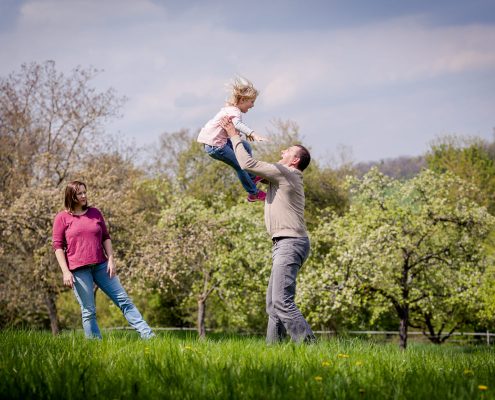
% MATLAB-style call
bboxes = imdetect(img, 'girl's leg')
[92,262,154,339]
[72,267,102,339]
[205,141,258,195]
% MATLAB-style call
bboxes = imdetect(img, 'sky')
[1,0,494,163]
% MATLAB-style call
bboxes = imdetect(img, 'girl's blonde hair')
[227,77,259,106]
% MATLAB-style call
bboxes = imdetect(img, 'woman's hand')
[107,257,116,278]
[103,239,116,278]
[62,271,74,288]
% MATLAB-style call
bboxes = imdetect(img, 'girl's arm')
[232,118,254,136]
[232,119,267,142]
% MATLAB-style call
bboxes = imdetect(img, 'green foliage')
[300,168,495,346]
[0,186,62,330]
[426,135,495,213]
[477,230,495,326]
[3,61,495,341]
[0,61,126,333]
[146,129,246,207]
[123,193,271,334]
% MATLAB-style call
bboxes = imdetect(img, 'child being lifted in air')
[197,77,267,202]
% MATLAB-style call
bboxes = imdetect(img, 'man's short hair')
[294,145,311,171]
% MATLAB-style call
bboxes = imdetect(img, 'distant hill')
[354,155,426,180]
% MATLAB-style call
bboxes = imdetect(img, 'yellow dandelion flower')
[144,346,150,355]
[184,345,193,350]
[314,376,323,382]
[322,361,331,367]
[478,385,488,391]
[337,353,350,358]
[355,361,363,366]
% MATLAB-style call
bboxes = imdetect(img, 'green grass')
[1,330,494,399]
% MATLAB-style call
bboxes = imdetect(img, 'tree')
[301,168,494,349]
[124,192,271,338]
[426,135,495,213]
[476,231,495,330]
[0,61,125,196]
[145,129,249,207]
[0,186,61,332]
[146,120,350,223]
[0,61,125,333]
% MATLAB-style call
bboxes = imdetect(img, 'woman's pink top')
[52,207,111,270]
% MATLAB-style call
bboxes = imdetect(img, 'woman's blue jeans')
[205,139,258,195]
[72,262,154,339]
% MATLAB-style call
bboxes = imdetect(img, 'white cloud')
[19,0,162,26]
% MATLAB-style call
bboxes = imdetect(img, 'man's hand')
[220,116,238,138]
[249,133,268,142]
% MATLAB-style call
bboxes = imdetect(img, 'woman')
[52,180,154,339]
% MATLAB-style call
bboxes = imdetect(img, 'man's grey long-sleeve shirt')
[231,135,308,239]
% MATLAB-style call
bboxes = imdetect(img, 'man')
[220,117,316,344]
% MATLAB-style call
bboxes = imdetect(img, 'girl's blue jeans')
[204,139,258,195]
[72,261,154,339]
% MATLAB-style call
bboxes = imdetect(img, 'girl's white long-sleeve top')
[197,105,254,147]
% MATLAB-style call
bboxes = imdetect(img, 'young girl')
[197,77,267,202]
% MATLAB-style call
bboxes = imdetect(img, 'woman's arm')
[98,209,115,278]
[103,239,116,278]
[53,214,74,288]
[54,248,74,288]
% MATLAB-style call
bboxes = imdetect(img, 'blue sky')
[1,0,494,163]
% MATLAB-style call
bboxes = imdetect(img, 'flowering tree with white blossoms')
[300,168,494,349]
[126,194,270,338]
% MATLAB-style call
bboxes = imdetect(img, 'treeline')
[1,61,494,348]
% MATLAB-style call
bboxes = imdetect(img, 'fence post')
[488,330,491,346]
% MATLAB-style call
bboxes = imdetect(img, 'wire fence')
[313,330,495,345]
[105,327,495,345]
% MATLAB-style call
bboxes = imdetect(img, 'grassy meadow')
[1,330,494,399]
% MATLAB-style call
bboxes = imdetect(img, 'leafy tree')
[425,136,495,332]
[0,186,61,332]
[300,168,494,349]
[426,135,495,213]
[0,61,125,333]
[476,231,495,330]
[147,120,349,222]
[146,129,247,207]
[0,61,125,196]
[124,192,271,337]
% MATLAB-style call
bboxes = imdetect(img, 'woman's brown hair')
[64,181,88,213]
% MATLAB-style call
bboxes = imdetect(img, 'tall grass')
[1,330,494,399]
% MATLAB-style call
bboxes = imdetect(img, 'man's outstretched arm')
[220,117,280,180]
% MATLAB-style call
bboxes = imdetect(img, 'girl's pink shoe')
[253,176,263,185]
[247,190,266,202]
